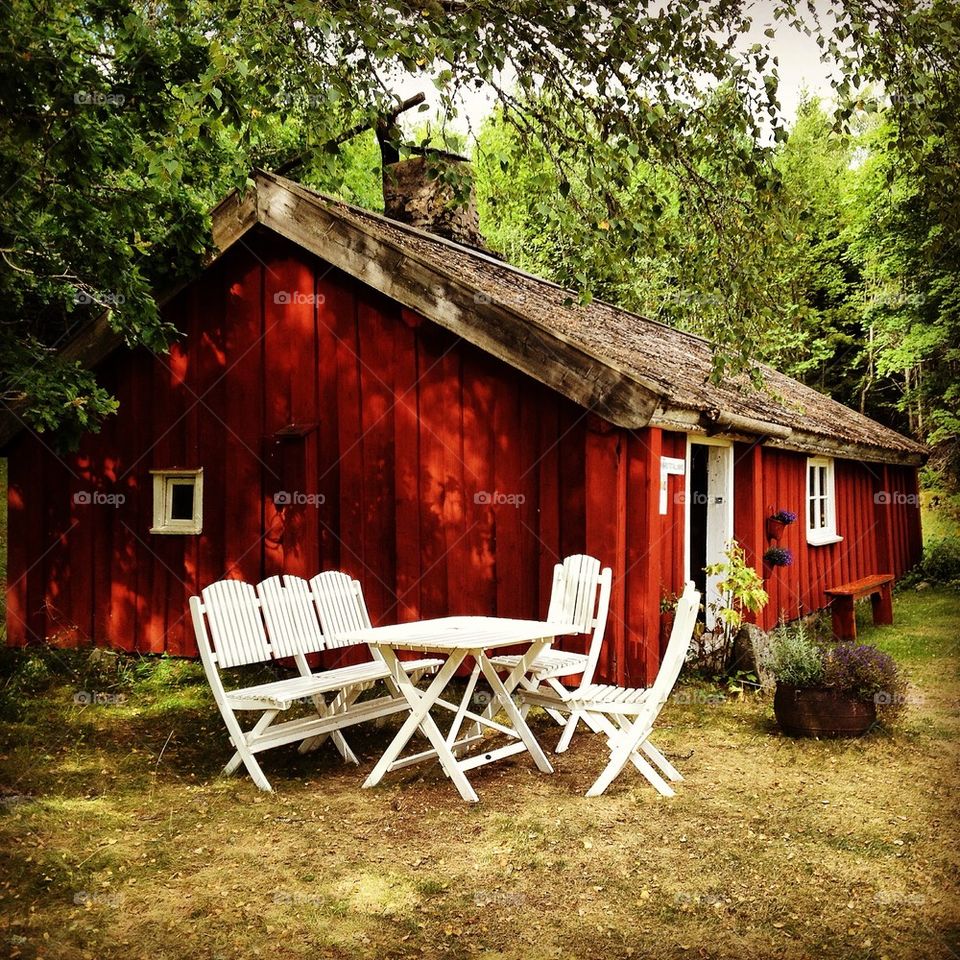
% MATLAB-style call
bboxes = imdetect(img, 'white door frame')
[683,436,735,627]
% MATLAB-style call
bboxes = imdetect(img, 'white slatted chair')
[530,581,700,798]
[190,578,363,791]
[490,555,612,752]
[191,577,441,791]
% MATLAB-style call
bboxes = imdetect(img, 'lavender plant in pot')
[768,622,908,737]
[763,545,793,568]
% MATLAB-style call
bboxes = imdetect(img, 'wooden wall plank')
[221,247,265,585]
[392,310,422,621]
[585,425,622,683]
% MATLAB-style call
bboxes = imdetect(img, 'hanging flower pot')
[766,509,797,542]
[763,546,793,568]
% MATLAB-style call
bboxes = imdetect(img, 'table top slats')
[339,616,579,652]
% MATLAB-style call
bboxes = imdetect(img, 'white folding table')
[337,616,579,802]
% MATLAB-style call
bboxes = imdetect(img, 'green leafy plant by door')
[704,539,769,672]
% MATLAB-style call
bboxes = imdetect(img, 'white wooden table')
[337,616,579,803]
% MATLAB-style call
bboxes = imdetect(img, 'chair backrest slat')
[309,572,372,649]
[200,579,272,668]
[283,576,326,655]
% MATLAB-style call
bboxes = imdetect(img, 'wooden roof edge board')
[210,186,259,256]
[652,407,926,466]
[764,431,927,467]
[254,175,664,428]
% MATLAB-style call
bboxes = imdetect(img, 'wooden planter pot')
[773,683,876,738]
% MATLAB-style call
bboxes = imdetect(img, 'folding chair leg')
[222,709,278,792]
[587,742,675,798]
[591,713,650,776]
[584,713,676,797]
[299,689,362,762]
[610,715,683,782]
[639,740,683,782]
[554,713,580,754]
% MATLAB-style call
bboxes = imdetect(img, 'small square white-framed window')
[805,457,842,545]
[150,469,203,534]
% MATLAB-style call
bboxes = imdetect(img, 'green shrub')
[902,536,960,587]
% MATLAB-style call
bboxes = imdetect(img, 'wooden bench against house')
[824,574,895,640]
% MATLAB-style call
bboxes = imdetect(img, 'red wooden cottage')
[2,168,926,685]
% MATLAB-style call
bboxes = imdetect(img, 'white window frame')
[805,457,842,545]
[150,469,203,535]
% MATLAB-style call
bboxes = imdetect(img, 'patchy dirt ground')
[1,589,958,960]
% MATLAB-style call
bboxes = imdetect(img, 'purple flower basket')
[763,546,793,567]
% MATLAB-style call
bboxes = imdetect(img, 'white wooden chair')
[524,580,700,797]
[490,554,612,752]
[190,577,440,791]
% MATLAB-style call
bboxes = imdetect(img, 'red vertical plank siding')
[315,270,346,575]
[440,347,469,624]
[517,396,543,620]
[535,402,561,612]
[262,255,301,577]
[416,325,453,620]
[392,313,422,621]
[105,352,144,652]
[491,369,523,620]
[185,264,229,650]
[357,295,398,623]
[625,429,660,686]
[6,442,29,645]
[132,350,168,654]
[584,424,623,684]
[40,445,75,645]
[221,250,265,584]
[462,351,498,617]
[154,317,194,655]
[558,421,587,561]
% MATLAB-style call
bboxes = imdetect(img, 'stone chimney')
[381,151,487,250]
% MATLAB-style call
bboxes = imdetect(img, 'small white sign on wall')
[659,456,686,515]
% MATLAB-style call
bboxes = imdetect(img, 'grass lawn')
[0,588,958,960]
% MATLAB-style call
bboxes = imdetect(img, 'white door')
[685,439,734,628]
